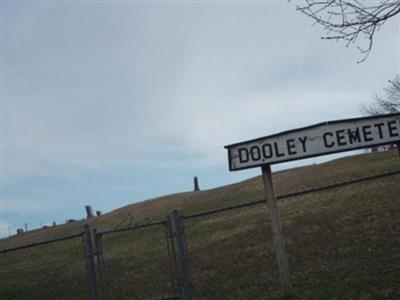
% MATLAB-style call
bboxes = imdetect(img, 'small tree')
[295,0,400,62]
[360,75,400,152]
[360,75,400,115]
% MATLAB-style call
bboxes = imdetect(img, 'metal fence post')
[172,210,193,300]
[164,217,179,296]
[94,230,107,300]
[83,224,98,300]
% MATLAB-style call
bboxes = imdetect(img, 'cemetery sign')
[224,113,400,294]
[225,113,400,171]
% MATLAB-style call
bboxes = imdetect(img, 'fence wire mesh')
[98,223,177,300]
[0,235,90,300]
[280,174,400,299]
[183,203,281,300]
[0,169,398,300]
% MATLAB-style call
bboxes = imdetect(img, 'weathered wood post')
[172,210,193,300]
[261,165,292,294]
[397,142,400,157]
[83,224,98,300]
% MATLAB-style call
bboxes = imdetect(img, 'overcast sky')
[1,1,399,237]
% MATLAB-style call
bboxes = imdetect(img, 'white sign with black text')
[225,113,400,171]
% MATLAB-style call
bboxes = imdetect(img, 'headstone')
[85,205,94,219]
[194,176,200,191]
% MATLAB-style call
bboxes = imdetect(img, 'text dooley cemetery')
[225,113,400,171]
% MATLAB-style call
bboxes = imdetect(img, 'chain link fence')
[183,203,280,299]
[0,233,90,300]
[1,169,399,300]
[95,221,178,300]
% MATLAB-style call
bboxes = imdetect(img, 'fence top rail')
[139,297,180,300]
[0,232,84,254]
[183,198,266,220]
[278,168,400,200]
[97,219,167,236]
[183,168,400,220]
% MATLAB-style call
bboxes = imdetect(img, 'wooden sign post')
[262,164,292,293]
[397,142,400,157]
[224,113,400,294]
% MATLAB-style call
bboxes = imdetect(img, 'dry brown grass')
[1,150,399,299]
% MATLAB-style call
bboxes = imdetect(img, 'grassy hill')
[1,150,399,299]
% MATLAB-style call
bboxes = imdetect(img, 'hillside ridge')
[1,150,399,299]
[2,150,399,249]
